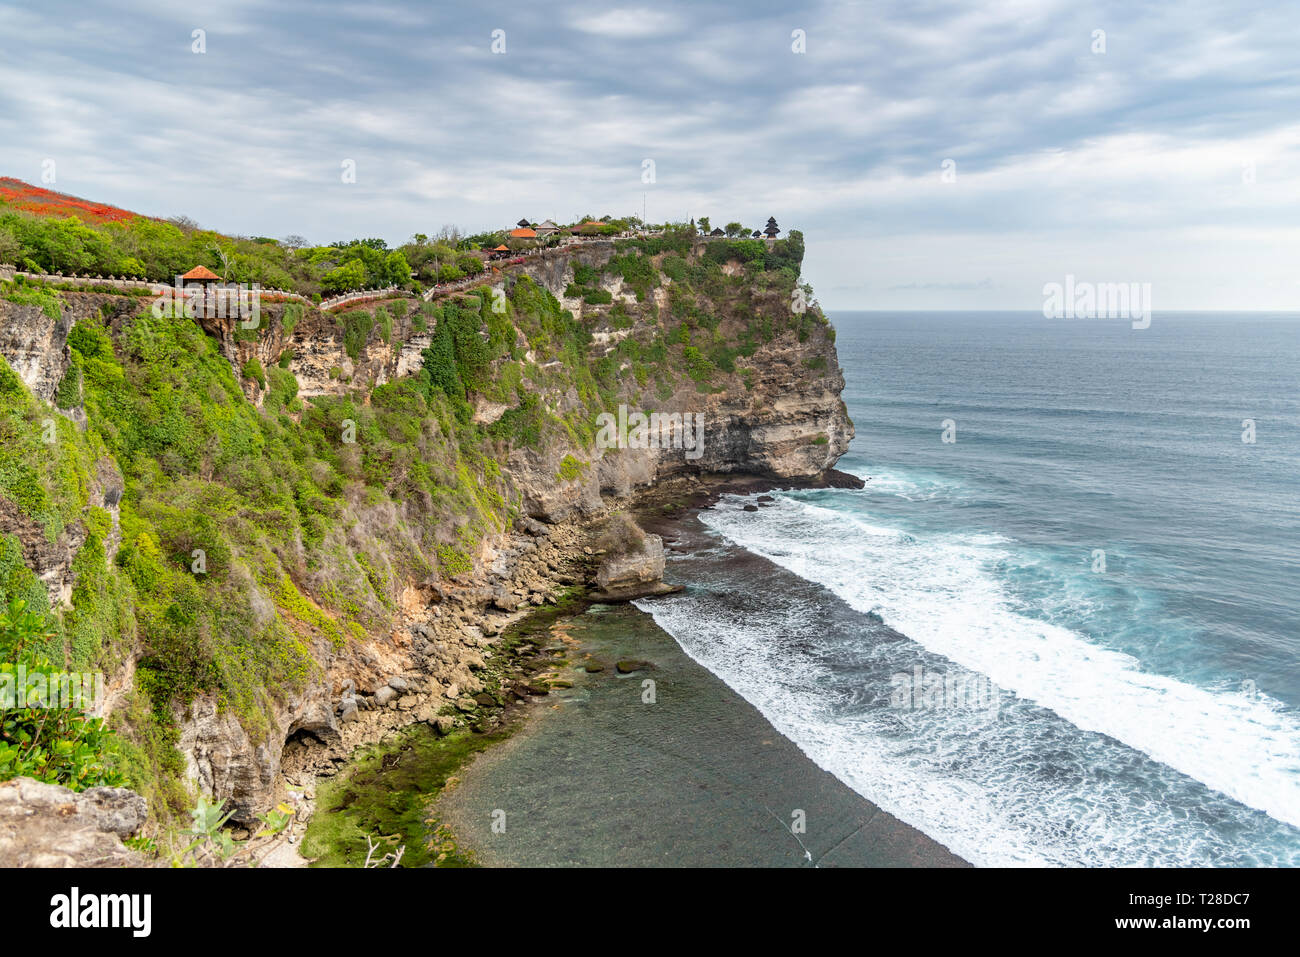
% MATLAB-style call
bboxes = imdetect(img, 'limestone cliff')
[0,232,855,828]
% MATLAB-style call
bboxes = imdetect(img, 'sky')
[1,0,1298,311]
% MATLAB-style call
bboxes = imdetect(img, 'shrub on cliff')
[594,512,648,559]
[3,282,62,320]
[339,309,375,359]
[0,599,124,792]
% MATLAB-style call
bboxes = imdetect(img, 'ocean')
[637,311,1300,866]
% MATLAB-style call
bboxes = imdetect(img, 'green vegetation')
[302,723,500,867]
[0,207,831,829]
[338,309,375,360]
[3,281,62,320]
[241,357,266,389]
[557,454,587,482]
[0,197,415,297]
[54,361,82,408]
[0,599,123,791]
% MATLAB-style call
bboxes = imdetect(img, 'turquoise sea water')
[638,311,1300,866]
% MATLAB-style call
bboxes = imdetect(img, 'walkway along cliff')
[0,228,854,842]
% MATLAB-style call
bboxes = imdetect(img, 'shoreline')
[298,470,967,867]
[435,596,967,867]
[295,595,594,866]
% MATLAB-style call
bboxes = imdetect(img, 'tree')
[697,216,711,235]
[456,254,484,275]
[332,237,388,251]
[384,250,412,286]
[322,259,367,294]
[0,227,20,264]
[433,225,462,245]
[282,234,308,250]
[209,243,234,281]
[725,222,744,237]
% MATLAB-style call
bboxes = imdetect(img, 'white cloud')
[1,0,1297,308]
[570,8,684,39]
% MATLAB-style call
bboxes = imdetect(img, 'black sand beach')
[436,599,968,867]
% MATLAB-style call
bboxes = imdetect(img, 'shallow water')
[436,601,964,866]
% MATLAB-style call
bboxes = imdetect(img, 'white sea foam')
[640,486,1300,865]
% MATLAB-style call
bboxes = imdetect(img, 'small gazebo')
[181,264,221,288]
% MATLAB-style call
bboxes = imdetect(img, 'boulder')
[518,515,551,537]
[0,777,148,867]
[590,517,681,601]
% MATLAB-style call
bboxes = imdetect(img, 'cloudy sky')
[1,0,1297,310]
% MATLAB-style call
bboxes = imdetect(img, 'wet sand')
[436,600,968,867]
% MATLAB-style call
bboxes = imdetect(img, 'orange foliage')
[0,177,142,223]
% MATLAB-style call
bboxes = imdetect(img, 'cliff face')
[476,239,852,520]
[0,301,71,403]
[184,238,852,524]
[0,233,854,824]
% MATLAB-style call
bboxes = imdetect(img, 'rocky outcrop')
[0,777,147,867]
[504,333,851,523]
[177,684,340,826]
[0,302,73,403]
[0,495,85,610]
[592,531,679,601]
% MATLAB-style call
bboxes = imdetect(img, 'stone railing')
[11,271,154,291]
[2,269,314,303]
[421,273,495,302]
[320,285,413,311]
